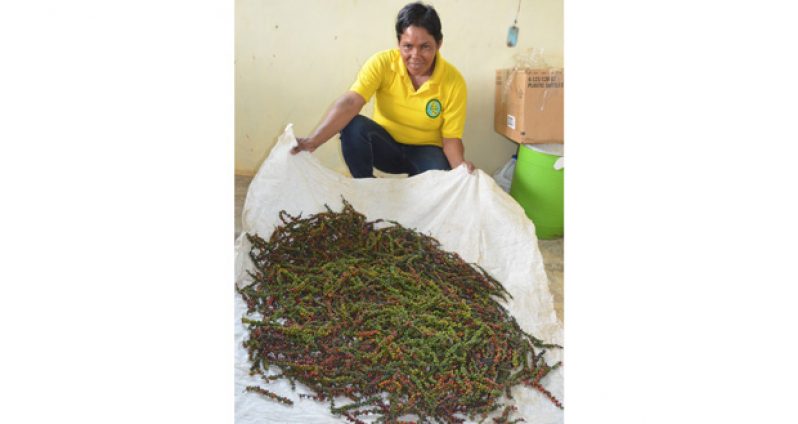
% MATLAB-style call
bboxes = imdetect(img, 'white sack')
[234,124,563,423]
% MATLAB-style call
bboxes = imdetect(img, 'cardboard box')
[494,69,564,144]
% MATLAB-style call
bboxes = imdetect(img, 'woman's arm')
[291,91,366,154]
[442,138,475,173]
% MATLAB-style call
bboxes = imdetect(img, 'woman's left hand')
[462,160,475,173]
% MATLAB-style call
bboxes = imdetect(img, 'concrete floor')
[235,174,563,322]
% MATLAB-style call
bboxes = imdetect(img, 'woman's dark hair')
[395,2,443,44]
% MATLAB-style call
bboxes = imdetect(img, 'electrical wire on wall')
[507,0,521,47]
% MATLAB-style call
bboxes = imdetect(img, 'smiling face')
[398,25,441,78]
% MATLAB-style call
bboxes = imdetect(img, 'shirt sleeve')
[349,51,386,103]
[441,74,467,139]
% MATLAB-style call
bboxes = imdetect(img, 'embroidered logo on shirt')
[425,99,442,118]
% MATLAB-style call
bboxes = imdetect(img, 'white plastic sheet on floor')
[234,124,563,423]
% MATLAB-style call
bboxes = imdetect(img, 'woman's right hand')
[291,92,365,156]
[290,137,323,155]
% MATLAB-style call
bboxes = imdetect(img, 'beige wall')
[235,0,562,176]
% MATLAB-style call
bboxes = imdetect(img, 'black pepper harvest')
[239,200,562,423]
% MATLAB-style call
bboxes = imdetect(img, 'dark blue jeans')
[340,115,451,178]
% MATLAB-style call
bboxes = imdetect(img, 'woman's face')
[398,25,440,78]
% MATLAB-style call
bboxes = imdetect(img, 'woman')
[290,2,474,177]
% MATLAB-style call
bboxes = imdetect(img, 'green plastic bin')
[509,144,564,239]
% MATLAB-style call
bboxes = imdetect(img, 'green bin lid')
[522,143,563,157]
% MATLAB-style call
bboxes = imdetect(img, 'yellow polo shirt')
[349,49,467,147]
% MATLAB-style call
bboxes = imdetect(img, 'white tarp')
[234,124,564,423]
